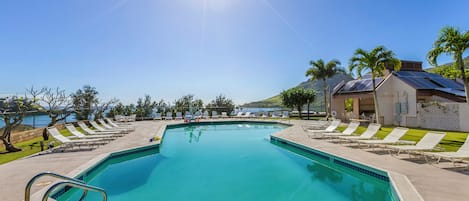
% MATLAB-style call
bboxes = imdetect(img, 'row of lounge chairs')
[306,120,469,167]
[46,118,135,152]
[115,115,137,122]
[153,111,289,120]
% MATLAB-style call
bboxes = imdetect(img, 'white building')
[331,61,466,128]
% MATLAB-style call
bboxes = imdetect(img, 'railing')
[25,171,107,201]
[41,181,107,201]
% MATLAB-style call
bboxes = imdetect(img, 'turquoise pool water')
[57,122,397,201]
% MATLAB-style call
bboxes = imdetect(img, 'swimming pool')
[56,122,398,201]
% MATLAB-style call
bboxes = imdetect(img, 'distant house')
[331,60,466,126]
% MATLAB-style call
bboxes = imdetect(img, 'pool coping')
[31,119,423,201]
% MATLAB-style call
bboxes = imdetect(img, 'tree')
[306,59,344,119]
[93,98,119,120]
[174,95,204,113]
[37,87,74,127]
[0,96,36,152]
[135,95,157,120]
[72,85,99,120]
[206,94,235,114]
[304,90,316,120]
[427,26,469,103]
[349,46,401,124]
[281,87,315,119]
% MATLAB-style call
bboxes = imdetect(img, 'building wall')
[417,102,469,132]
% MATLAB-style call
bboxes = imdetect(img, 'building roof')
[333,70,465,100]
[333,77,384,95]
[394,71,465,97]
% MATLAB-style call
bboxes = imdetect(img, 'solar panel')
[395,71,442,78]
[399,77,440,89]
[430,78,464,90]
[435,88,466,97]
[339,78,383,93]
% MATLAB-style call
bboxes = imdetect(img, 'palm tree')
[305,59,343,119]
[349,46,401,124]
[427,26,469,103]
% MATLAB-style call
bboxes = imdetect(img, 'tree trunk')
[297,106,302,119]
[372,76,380,124]
[48,116,57,127]
[457,53,469,104]
[1,127,21,152]
[307,102,310,120]
[323,79,328,120]
[42,128,49,141]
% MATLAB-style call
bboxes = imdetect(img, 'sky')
[1,0,468,105]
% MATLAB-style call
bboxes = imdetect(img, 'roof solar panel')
[395,71,442,78]
[430,78,464,90]
[399,77,441,89]
[339,78,383,93]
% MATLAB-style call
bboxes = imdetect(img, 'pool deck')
[0,119,468,201]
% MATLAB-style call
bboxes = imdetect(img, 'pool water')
[57,122,397,201]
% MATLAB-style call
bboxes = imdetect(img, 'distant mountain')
[242,73,354,111]
[425,56,469,72]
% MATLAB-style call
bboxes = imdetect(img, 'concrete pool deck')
[0,119,468,201]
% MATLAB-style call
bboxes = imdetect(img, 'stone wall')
[417,102,469,132]
[0,124,66,149]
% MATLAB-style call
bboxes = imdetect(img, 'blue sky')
[1,0,468,105]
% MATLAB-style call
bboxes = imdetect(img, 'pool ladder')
[25,171,107,201]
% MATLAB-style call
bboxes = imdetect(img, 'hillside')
[242,73,354,111]
[425,56,469,74]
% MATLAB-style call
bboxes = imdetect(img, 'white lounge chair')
[90,121,127,134]
[338,123,381,141]
[221,112,228,118]
[235,112,243,118]
[129,114,136,122]
[271,112,279,118]
[98,119,135,132]
[242,112,252,118]
[77,121,123,135]
[163,112,173,120]
[97,119,128,131]
[105,117,132,126]
[194,111,202,119]
[211,111,220,119]
[307,119,341,133]
[202,111,210,119]
[175,112,183,120]
[261,112,268,118]
[356,127,414,147]
[65,124,116,141]
[424,135,469,165]
[281,111,289,118]
[318,121,360,138]
[154,113,162,120]
[184,111,192,121]
[387,132,446,155]
[47,127,106,151]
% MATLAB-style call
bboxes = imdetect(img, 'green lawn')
[337,126,468,152]
[0,127,82,165]
[0,136,59,165]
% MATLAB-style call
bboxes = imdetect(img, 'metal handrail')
[41,181,107,201]
[25,171,85,201]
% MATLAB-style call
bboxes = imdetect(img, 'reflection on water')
[307,163,343,183]
[272,140,394,201]
[183,126,204,143]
